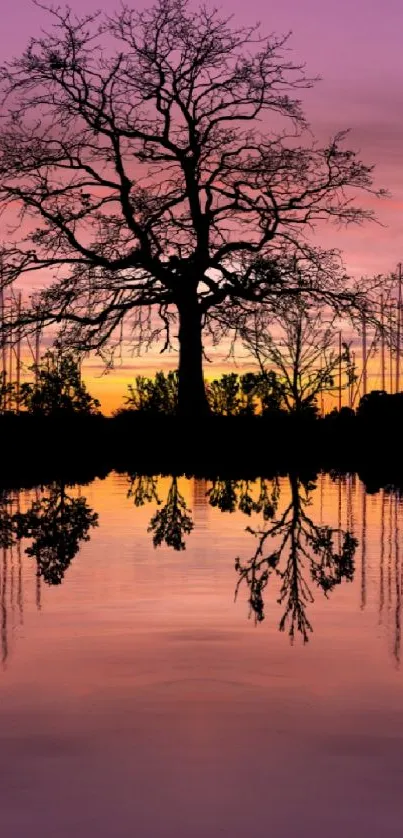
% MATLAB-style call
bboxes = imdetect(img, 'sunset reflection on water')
[0,472,403,838]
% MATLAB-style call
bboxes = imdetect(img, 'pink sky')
[1,0,402,409]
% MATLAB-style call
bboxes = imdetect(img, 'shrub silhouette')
[124,370,178,415]
[21,350,100,416]
[122,370,285,416]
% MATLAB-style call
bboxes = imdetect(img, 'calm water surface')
[1,472,403,837]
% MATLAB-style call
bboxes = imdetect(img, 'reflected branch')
[148,477,193,550]
[128,475,161,507]
[235,474,357,641]
[128,473,194,550]
[208,477,279,519]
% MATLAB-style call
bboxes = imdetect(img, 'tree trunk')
[177,294,210,418]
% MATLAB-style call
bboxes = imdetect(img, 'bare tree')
[242,296,356,413]
[0,0,383,416]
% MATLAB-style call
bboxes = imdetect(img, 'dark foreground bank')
[0,408,402,492]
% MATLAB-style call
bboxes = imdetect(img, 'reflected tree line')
[1,474,403,662]
[0,484,98,586]
[128,472,357,642]
[234,476,356,641]
[128,475,193,550]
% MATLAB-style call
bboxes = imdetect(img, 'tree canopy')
[241,296,356,413]
[0,0,385,415]
[20,349,100,415]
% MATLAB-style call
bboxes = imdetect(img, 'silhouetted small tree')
[208,373,243,416]
[125,370,178,414]
[20,349,100,415]
[357,390,403,423]
[242,296,356,414]
[244,370,285,415]
[207,371,282,416]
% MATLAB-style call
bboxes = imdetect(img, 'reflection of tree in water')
[128,474,278,549]
[0,491,14,549]
[127,471,357,641]
[234,475,357,641]
[207,478,279,519]
[0,484,98,665]
[128,474,193,550]
[13,483,98,585]
[0,491,14,664]
[128,475,161,508]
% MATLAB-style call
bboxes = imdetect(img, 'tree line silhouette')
[0,348,100,416]
[2,346,402,423]
[118,369,403,422]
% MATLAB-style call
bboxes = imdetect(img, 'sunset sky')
[1,0,402,412]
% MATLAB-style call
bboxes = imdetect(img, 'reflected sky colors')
[0,473,403,836]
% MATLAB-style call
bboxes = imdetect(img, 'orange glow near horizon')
[84,339,399,415]
[12,341,400,415]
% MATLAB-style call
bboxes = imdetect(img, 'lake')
[0,471,402,837]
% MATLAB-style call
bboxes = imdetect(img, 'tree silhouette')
[121,369,284,416]
[0,372,15,415]
[206,372,283,416]
[124,371,178,414]
[13,482,98,584]
[20,349,100,415]
[207,374,242,417]
[241,290,356,413]
[0,0,383,417]
[234,474,356,640]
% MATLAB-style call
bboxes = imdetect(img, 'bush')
[124,370,179,414]
[123,370,286,416]
[20,350,100,416]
